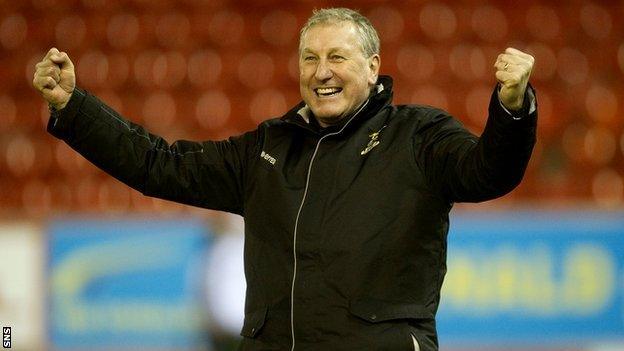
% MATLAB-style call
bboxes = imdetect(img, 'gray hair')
[299,8,380,57]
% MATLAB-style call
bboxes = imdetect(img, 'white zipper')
[289,100,369,351]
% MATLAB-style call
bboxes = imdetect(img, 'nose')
[314,59,333,81]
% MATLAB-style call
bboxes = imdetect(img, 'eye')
[303,56,317,62]
[330,55,345,62]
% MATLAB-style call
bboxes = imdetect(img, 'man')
[33,8,536,351]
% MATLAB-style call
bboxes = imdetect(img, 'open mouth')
[315,87,343,97]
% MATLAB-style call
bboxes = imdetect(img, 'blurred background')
[1,0,623,350]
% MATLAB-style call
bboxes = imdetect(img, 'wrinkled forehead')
[299,21,362,53]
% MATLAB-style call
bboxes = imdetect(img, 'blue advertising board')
[48,218,211,349]
[438,210,624,347]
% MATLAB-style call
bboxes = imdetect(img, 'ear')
[368,54,380,85]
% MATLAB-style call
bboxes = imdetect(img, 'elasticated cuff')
[46,87,87,140]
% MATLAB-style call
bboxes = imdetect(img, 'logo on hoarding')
[48,219,211,348]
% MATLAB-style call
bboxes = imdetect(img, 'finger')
[43,47,60,61]
[498,53,527,65]
[41,76,57,90]
[37,64,60,76]
[494,54,524,73]
[505,47,525,55]
[35,65,59,82]
[33,75,57,90]
[35,59,55,70]
[495,70,520,86]
[49,66,61,82]
[496,57,533,77]
[497,62,531,76]
[505,47,533,58]
[505,47,534,61]
[494,60,513,71]
[494,54,502,67]
[494,57,525,74]
[50,51,74,70]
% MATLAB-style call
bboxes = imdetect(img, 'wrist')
[55,101,69,110]
[49,101,68,112]
[50,96,71,111]
[501,97,523,111]
[497,86,524,111]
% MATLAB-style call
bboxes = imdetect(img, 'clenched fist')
[32,48,75,110]
[494,48,534,111]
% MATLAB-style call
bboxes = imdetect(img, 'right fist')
[32,48,75,110]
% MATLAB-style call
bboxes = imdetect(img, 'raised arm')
[33,48,253,214]
[416,47,537,202]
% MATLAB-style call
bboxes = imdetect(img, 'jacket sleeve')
[414,85,537,203]
[47,87,255,215]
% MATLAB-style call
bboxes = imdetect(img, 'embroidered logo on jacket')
[361,125,387,155]
[260,151,277,165]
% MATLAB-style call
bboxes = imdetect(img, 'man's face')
[299,22,380,126]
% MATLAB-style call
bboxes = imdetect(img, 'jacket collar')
[281,75,394,135]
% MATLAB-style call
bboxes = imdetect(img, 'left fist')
[495,48,534,111]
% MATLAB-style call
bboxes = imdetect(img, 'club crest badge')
[361,125,386,155]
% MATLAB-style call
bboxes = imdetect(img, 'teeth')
[316,87,341,95]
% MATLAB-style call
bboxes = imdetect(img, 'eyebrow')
[301,47,345,54]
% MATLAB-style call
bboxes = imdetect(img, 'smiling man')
[298,18,380,126]
[33,7,537,351]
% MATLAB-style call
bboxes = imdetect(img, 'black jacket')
[48,76,537,351]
